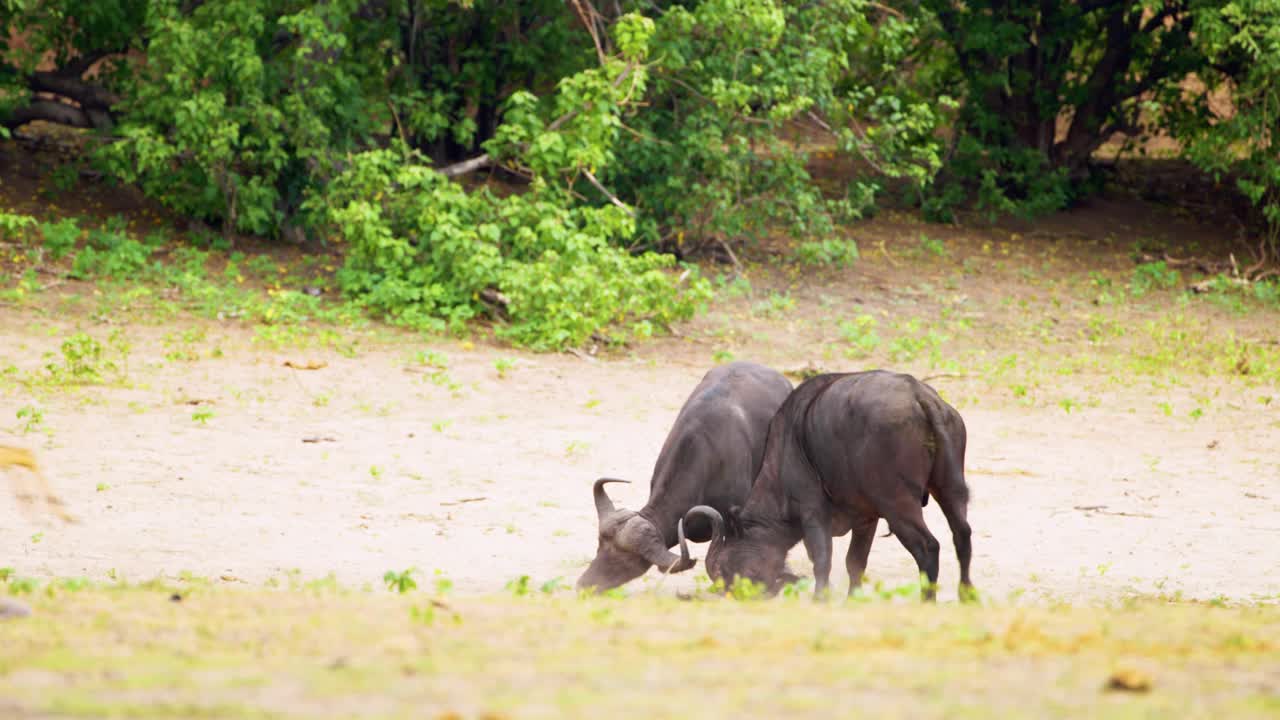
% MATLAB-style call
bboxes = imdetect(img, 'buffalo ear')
[725,505,744,537]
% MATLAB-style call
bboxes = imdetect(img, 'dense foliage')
[3,0,1279,345]
[1175,0,1280,250]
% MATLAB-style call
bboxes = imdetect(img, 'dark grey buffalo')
[682,370,973,601]
[576,362,793,592]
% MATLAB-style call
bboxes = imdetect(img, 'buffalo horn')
[684,505,724,542]
[677,517,692,568]
[593,478,630,520]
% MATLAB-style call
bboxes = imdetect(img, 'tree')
[0,0,143,133]
[922,0,1208,218]
[1174,0,1280,261]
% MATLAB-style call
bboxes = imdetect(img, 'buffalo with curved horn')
[682,370,973,601]
[576,362,793,592]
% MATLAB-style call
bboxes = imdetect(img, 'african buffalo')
[576,362,793,592]
[681,370,973,601]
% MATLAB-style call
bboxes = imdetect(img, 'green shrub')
[39,219,81,260]
[1130,261,1180,297]
[0,211,36,240]
[796,239,859,267]
[314,148,710,350]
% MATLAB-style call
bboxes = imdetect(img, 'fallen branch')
[439,154,494,178]
[717,238,743,274]
[3,100,94,130]
[434,65,635,180]
[581,168,635,217]
[566,347,598,363]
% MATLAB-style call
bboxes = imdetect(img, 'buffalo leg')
[934,488,975,602]
[885,506,941,602]
[801,519,833,600]
[845,517,879,597]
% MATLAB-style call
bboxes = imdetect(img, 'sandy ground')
[2,320,1278,605]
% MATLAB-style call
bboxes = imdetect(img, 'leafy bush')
[796,238,859,267]
[0,211,36,240]
[39,219,82,261]
[1174,0,1280,251]
[606,0,943,251]
[314,147,710,349]
[1130,261,1180,297]
[70,220,155,280]
[99,0,393,236]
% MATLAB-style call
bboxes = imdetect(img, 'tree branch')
[568,0,608,66]
[659,73,770,125]
[581,168,635,216]
[3,100,94,130]
[60,49,115,79]
[29,72,119,111]
[436,64,636,179]
[439,154,494,177]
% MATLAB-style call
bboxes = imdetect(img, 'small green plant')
[383,568,418,594]
[1059,398,1078,413]
[1130,261,1180,297]
[162,328,207,363]
[7,576,38,595]
[15,405,44,434]
[369,465,383,479]
[494,357,516,378]
[540,577,565,594]
[47,163,80,194]
[564,440,589,457]
[505,575,531,597]
[96,483,109,492]
[753,292,796,318]
[712,348,735,363]
[409,603,437,625]
[780,578,814,599]
[70,222,155,281]
[796,238,859,267]
[0,211,37,240]
[433,570,453,596]
[888,319,947,364]
[313,393,331,408]
[191,408,214,425]
[43,332,115,385]
[719,274,753,298]
[30,532,43,545]
[838,314,881,358]
[415,350,448,369]
[0,567,13,582]
[727,575,769,601]
[919,234,948,258]
[58,577,91,593]
[431,420,452,433]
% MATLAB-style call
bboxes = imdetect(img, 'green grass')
[1,216,367,356]
[0,586,1276,719]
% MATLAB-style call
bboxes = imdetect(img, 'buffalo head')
[576,478,695,592]
[682,505,798,595]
